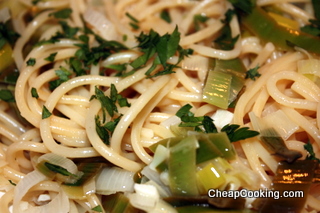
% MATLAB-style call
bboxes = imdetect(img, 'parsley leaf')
[126,12,140,30]
[221,124,259,142]
[91,205,103,212]
[31,87,39,99]
[160,10,172,23]
[214,9,239,50]
[42,106,52,119]
[0,89,15,102]
[45,52,57,62]
[49,67,72,90]
[131,26,191,78]
[193,14,209,31]
[176,104,218,133]
[176,104,259,141]
[227,0,254,14]
[0,22,20,48]
[44,162,77,177]
[304,141,320,162]
[245,65,261,80]
[26,58,36,66]
[49,8,73,19]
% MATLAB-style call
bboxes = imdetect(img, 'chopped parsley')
[0,89,15,102]
[193,14,209,31]
[49,8,73,19]
[176,104,217,133]
[245,65,261,80]
[91,85,130,145]
[45,52,57,62]
[131,26,192,78]
[44,162,77,177]
[300,0,320,37]
[26,58,36,66]
[0,22,20,49]
[8,180,16,186]
[31,87,39,99]
[214,9,239,50]
[91,205,103,212]
[221,124,259,142]
[304,141,320,162]
[125,12,140,30]
[49,67,72,90]
[227,0,254,14]
[42,106,52,119]
[160,10,171,23]
[176,104,259,142]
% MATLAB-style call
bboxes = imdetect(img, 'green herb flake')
[8,180,16,186]
[304,141,320,162]
[193,14,209,31]
[131,26,191,78]
[50,8,73,19]
[44,162,77,177]
[214,9,239,50]
[245,65,261,80]
[160,10,171,23]
[45,52,57,62]
[176,104,218,133]
[227,0,254,14]
[0,89,15,102]
[42,106,52,119]
[49,67,72,90]
[0,23,20,47]
[26,58,36,66]
[91,205,103,212]
[31,87,39,99]
[221,124,259,142]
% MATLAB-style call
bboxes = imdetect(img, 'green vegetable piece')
[168,135,199,196]
[91,205,103,212]
[65,162,104,186]
[102,193,139,213]
[42,106,52,119]
[50,8,73,19]
[26,58,36,66]
[206,132,236,159]
[44,162,77,177]
[0,42,14,72]
[221,124,259,143]
[259,160,318,212]
[31,87,39,99]
[203,58,247,109]
[0,89,15,102]
[260,128,302,163]
[240,6,320,54]
[304,141,320,162]
[203,70,232,109]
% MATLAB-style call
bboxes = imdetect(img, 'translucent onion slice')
[22,190,69,213]
[95,167,135,195]
[83,8,117,41]
[37,153,83,184]
[12,170,48,213]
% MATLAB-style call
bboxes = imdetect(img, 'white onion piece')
[95,167,135,195]
[128,184,177,213]
[12,170,48,213]
[22,190,69,213]
[83,8,118,41]
[37,153,83,184]
[180,55,209,72]
[262,109,299,140]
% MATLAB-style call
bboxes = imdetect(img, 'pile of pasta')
[0,0,320,212]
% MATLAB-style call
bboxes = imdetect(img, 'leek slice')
[203,70,232,109]
[0,42,14,73]
[102,193,139,213]
[168,135,199,196]
[259,160,318,212]
[197,162,226,190]
[203,58,246,109]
